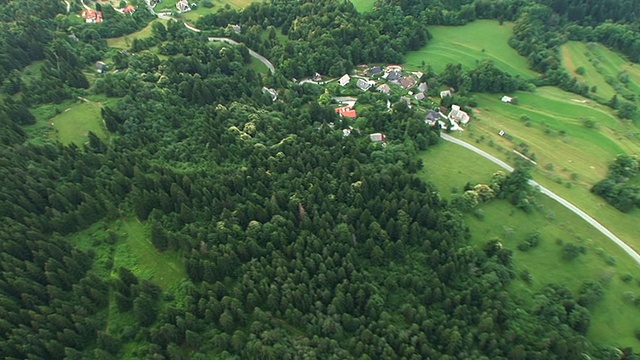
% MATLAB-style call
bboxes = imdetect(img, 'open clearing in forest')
[418,141,640,347]
[404,20,538,79]
[349,0,375,12]
[68,218,186,291]
[561,41,617,101]
[115,219,186,290]
[40,100,107,145]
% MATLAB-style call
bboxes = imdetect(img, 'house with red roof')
[335,106,357,119]
[81,9,103,23]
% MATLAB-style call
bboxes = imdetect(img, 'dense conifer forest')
[2,0,640,358]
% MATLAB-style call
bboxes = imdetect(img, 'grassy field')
[49,100,107,145]
[26,100,108,146]
[115,219,186,290]
[404,20,538,79]
[69,217,187,290]
[349,0,375,12]
[452,85,640,253]
[418,141,640,347]
[107,20,160,49]
[468,87,640,185]
[587,42,640,96]
[561,41,617,101]
[171,0,258,21]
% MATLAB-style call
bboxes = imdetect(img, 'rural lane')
[144,4,275,74]
[207,37,275,74]
[440,133,640,266]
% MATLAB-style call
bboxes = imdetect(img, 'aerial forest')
[1,0,640,359]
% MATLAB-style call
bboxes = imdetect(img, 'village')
[300,64,516,144]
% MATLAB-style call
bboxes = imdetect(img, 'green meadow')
[454,85,640,255]
[561,41,617,100]
[468,87,640,185]
[586,42,640,95]
[419,141,640,347]
[68,217,186,291]
[107,20,160,49]
[173,0,259,22]
[349,0,375,12]
[404,20,538,79]
[27,100,108,146]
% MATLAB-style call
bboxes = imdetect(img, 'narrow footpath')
[440,133,640,266]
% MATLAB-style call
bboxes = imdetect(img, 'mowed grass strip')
[349,0,375,12]
[419,141,640,347]
[404,20,538,79]
[561,41,617,100]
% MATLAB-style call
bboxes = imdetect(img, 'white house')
[338,74,351,86]
[501,95,513,103]
[356,78,374,91]
[448,104,470,125]
[370,133,387,142]
[176,0,190,12]
[377,84,391,94]
[440,89,452,98]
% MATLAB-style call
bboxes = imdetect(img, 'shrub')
[473,208,485,220]
[517,242,530,252]
[520,270,533,283]
[202,0,214,7]
[562,243,583,261]
[621,273,633,283]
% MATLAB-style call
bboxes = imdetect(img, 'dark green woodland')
[1,0,640,359]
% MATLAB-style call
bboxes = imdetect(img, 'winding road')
[440,133,640,266]
[145,3,275,73]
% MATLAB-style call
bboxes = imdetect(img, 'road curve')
[440,133,640,266]
[144,4,275,74]
[208,37,275,74]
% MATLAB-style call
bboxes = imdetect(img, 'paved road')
[208,37,275,74]
[144,4,275,74]
[440,133,640,266]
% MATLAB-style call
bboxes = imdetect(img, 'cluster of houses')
[334,65,473,135]
[338,66,429,101]
[81,9,103,23]
[81,3,136,23]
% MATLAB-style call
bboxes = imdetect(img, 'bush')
[520,270,533,283]
[621,273,633,283]
[202,0,214,7]
[562,243,583,261]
